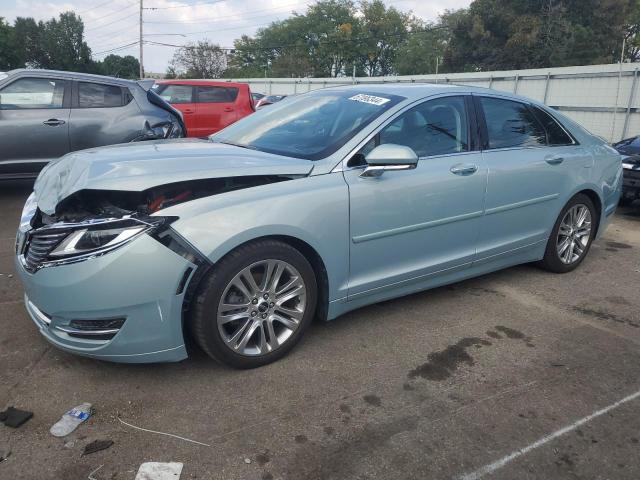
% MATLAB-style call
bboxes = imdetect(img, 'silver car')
[15,84,622,368]
[0,69,184,179]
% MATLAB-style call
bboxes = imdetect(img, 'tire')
[539,193,598,273]
[190,239,317,369]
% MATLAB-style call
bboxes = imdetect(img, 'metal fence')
[230,62,640,142]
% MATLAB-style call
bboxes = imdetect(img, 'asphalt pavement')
[1,180,639,480]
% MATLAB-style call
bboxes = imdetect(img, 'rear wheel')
[191,239,317,368]
[539,194,597,273]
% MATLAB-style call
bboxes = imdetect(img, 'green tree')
[40,12,93,71]
[12,17,45,68]
[0,18,17,70]
[98,54,140,79]
[169,40,227,78]
[359,1,408,76]
[395,20,447,75]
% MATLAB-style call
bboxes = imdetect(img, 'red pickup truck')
[153,80,255,137]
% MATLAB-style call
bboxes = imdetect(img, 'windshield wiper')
[216,140,257,151]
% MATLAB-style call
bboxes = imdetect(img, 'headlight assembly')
[49,223,148,258]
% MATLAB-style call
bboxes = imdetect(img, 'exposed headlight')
[49,223,147,258]
[20,192,37,232]
[622,162,635,170]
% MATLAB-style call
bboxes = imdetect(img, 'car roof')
[320,82,545,104]
[156,79,249,88]
[5,68,139,86]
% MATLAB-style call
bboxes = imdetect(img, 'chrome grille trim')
[24,230,69,272]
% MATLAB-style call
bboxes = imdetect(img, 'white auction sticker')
[348,94,391,106]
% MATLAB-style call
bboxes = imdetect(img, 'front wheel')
[539,194,597,273]
[190,240,317,369]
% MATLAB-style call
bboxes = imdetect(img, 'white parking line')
[458,389,640,480]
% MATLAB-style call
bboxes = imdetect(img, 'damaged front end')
[17,175,291,273]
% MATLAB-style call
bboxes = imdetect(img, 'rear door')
[195,85,239,137]
[69,80,142,151]
[474,95,590,262]
[0,76,70,176]
[155,83,196,136]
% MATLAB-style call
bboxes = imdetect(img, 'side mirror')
[361,144,418,178]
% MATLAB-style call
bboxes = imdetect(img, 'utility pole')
[139,0,144,79]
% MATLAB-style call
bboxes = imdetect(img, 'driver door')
[343,95,487,299]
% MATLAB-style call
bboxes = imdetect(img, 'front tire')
[539,194,597,273]
[190,239,317,369]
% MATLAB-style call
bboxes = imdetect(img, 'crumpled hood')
[34,139,313,214]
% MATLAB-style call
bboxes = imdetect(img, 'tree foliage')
[0,12,136,78]
[168,40,227,78]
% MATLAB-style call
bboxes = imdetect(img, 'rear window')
[479,97,546,149]
[197,86,239,103]
[78,82,127,108]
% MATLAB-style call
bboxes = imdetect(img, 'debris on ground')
[0,449,11,463]
[88,464,103,480]
[118,417,210,446]
[82,439,114,456]
[0,407,33,428]
[134,462,183,480]
[244,458,251,464]
[50,403,93,437]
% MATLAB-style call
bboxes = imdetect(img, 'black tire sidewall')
[192,240,317,369]
[542,194,597,273]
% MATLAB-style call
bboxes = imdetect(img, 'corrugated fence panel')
[231,63,640,141]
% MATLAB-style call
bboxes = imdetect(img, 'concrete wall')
[230,63,640,142]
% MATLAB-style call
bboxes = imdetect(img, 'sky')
[1,0,472,74]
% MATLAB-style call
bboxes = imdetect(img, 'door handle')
[183,109,195,114]
[223,107,234,112]
[43,119,65,126]
[450,163,478,176]
[545,155,564,165]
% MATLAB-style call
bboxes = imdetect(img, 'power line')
[82,3,138,25]
[145,25,446,52]
[143,0,228,10]
[144,0,311,23]
[94,40,140,55]
[85,11,139,31]
[78,0,125,14]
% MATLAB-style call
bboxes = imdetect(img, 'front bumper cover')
[16,233,195,363]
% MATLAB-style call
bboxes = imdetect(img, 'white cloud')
[0,0,472,73]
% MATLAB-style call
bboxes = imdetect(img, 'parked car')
[612,136,640,205]
[16,85,621,368]
[255,94,287,109]
[0,69,184,180]
[613,135,640,156]
[153,80,255,137]
[251,92,265,103]
[620,154,640,205]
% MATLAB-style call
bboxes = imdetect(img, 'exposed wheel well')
[183,235,330,323]
[576,189,602,235]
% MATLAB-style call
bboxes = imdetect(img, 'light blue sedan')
[15,84,622,368]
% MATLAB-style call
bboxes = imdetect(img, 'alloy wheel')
[556,204,592,265]
[216,259,307,356]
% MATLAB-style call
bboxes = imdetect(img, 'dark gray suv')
[0,69,184,179]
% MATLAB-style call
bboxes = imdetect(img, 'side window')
[155,84,193,104]
[531,106,575,146]
[377,96,469,158]
[78,82,124,108]
[479,97,546,149]
[0,77,66,109]
[197,86,238,103]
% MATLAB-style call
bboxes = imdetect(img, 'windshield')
[211,90,405,160]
